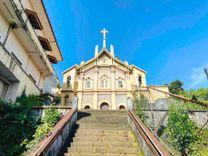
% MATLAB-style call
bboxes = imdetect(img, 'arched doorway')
[119,105,125,110]
[100,102,109,110]
[84,105,90,109]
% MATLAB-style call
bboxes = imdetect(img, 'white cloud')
[189,63,208,89]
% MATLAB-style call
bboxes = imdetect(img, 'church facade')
[60,29,169,110]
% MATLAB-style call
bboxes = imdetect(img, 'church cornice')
[62,65,78,75]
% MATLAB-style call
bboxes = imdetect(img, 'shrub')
[165,105,199,155]
[134,95,148,122]
[0,92,43,156]
[26,107,61,150]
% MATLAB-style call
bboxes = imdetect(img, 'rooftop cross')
[101,28,108,48]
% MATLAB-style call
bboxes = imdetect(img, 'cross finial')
[101,28,108,48]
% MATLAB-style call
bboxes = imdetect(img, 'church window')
[100,75,108,88]
[138,75,142,87]
[85,78,92,88]
[118,79,123,88]
[101,79,107,88]
[67,76,71,87]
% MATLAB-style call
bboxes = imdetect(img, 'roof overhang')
[0,0,53,75]
[30,0,63,62]
[62,65,77,75]
[131,65,147,74]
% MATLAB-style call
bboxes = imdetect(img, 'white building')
[0,0,63,101]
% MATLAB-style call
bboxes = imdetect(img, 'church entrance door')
[100,102,109,110]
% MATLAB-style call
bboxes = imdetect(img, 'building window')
[38,36,52,51]
[0,77,9,100]
[85,78,92,89]
[67,76,71,87]
[25,9,43,30]
[138,75,142,87]
[118,79,123,88]
[100,75,108,88]
[47,55,58,64]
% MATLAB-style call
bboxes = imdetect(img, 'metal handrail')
[147,86,208,108]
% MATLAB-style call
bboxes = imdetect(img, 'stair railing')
[31,109,77,156]
[127,110,170,156]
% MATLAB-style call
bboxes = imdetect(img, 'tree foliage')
[0,92,43,156]
[26,107,61,151]
[183,88,208,102]
[169,80,184,94]
[134,94,148,122]
[165,104,199,155]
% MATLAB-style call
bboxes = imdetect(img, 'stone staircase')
[64,110,143,156]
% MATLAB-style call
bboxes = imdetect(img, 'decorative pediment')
[98,54,111,65]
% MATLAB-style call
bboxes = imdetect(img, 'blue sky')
[43,0,208,89]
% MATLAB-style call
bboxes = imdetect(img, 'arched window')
[85,78,92,88]
[118,79,123,88]
[100,75,108,88]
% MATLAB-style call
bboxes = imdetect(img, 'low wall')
[32,106,72,118]
[127,111,170,156]
[30,109,77,156]
[143,110,208,128]
[142,99,208,128]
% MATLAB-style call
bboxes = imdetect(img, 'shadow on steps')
[58,111,91,156]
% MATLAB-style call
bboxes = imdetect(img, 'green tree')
[165,105,199,155]
[169,80,184,94]
[134,94,148,122]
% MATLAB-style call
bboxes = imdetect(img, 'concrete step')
[65,153,141,156]
[63,110,142,156]
[76,128,131,134]
[70,142,139,148]
[67,146,139,154]
[77,123,129,128]
[75,131,134,137]
[74,126,130,130]
[73,136,135,142]
[78,110,126,115]
[77,118,127,123]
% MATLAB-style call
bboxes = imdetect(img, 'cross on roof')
[100,28,108,48]
[101,28,108,39]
